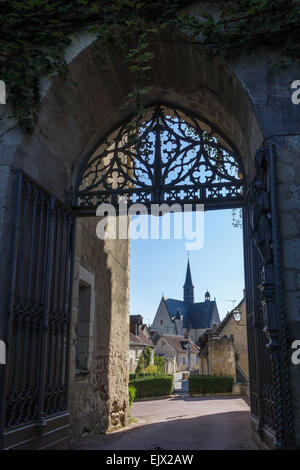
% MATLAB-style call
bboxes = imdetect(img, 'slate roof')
[160,335,199,354]
[184,301,219,329]
[164,298,219,329]
[165,299,187,318]
[184,260,194,288]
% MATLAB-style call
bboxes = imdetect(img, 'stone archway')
[1,24,300,450]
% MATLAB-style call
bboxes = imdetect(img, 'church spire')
[183,259,194,304]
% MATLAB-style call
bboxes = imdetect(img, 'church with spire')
[150,260,220,343]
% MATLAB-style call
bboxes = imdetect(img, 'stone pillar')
[208,335,236,381]
[69,216,130,439]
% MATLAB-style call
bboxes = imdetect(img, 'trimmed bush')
[129,375,174,398]
[128,385,136,407]
[188,375,234,394]
[129,372,169,381]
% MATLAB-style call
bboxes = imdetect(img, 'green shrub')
[144,364,159,374]
[154,354,165,373]
[128,385,136,408]
[129,375,174,398]
[135,354,145,374]
[143,346,153,368]
[135,346,153,374]
[129,372,169,381]
[188,375,234,394]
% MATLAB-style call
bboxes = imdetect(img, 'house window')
[160,320,163,324]
[75,266,95,374]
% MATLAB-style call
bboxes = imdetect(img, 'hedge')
[129,375,174,398]
[188,375,234,394]
[129,372,170,381]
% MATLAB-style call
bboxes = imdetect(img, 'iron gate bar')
[268,145,294,446]
[1,170,75,449]
[0,171,23,447]
[245,145,294,449]
[37,195,55,432]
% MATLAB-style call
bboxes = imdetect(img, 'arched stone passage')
[0,38,264,444]
[1,20,300,449]
[7,35,263,201]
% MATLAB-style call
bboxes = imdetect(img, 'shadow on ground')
[72,396,255,450]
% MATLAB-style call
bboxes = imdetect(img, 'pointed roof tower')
[183,260,194,304]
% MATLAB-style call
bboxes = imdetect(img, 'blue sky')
[130,209,244,324]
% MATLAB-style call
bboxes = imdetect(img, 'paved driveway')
[72,396,255,450]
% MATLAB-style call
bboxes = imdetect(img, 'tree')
[143,346,152,368]
[135,345,153,374]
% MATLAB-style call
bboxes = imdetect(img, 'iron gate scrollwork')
[0,171,75,447]
[244,144,294,448]
[74,103,245,214]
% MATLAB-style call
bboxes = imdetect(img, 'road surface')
[72,395,255,450]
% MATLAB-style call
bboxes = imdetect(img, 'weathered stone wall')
[69,217,130,439]
[199,356,209,375]
[165,358,176,374]
[208,335,236,380]
[219,301,249,377]
[129,345,144,372]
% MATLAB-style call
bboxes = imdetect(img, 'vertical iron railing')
[243,144,294,448]
[1,171,75,433]
[243,197,277,439]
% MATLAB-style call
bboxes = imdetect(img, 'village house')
[129,315,154,373]
[154,334,200,372]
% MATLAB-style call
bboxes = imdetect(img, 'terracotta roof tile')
[129,332,153,347]
[160,335,199,354]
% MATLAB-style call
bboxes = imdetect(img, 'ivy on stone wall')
[0,0,299,133]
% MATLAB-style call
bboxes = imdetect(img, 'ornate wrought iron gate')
[74,103,245,215]
[243,145,294,449]
[0,171,75,450]
[0,104,294,450]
